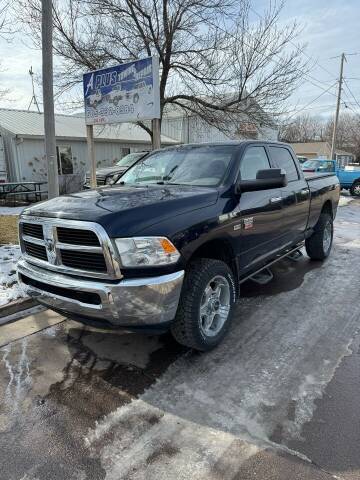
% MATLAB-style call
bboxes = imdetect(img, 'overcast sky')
[0,0,359,120]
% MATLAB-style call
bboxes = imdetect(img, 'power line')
[284,82,337,121]
[249,6,338,83]
[343,79,360,111]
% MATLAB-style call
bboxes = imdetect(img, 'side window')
[268,147,299,181]
[240,146,270,180]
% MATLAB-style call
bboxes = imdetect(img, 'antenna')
[28,66,41,113]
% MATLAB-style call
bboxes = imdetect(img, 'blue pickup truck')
[301,159,360,196]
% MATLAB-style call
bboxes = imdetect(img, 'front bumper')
[17,258,184,328]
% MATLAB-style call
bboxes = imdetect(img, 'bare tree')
[19,0,307,138]
[323,113,360,161]
[279,114,324,143]
[0,0,15,100]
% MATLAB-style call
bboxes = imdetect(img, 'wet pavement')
[0,196,360,480]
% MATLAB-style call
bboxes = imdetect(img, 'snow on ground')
[339,195,353,207]
[0,206,25,215]
[0,244,26,306]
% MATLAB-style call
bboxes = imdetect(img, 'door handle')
[270,196,282,204]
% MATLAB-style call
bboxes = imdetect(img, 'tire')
[305,212,333,261]
[171,258,237,351]
[350,181,360,197]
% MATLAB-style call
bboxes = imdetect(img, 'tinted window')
[269,147,299,181]
[240,146,270,180]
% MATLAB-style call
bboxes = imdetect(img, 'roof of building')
[0,108,177,144]
[291,141,354,157]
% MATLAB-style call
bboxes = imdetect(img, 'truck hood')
[21,184,219,237]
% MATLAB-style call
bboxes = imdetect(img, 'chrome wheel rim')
[323,220,332,252]
[199,275,231,337]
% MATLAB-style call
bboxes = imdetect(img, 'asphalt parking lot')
[1,197,360,480]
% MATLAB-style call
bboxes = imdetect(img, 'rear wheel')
[171,258,236,351]
[350,181,360,197]
[305,212,333,260]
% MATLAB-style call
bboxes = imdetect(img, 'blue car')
[302,159,360,196]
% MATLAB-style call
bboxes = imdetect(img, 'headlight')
[114,237,180,267]
[105,176,113,184]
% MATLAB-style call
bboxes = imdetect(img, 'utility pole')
[330,53,346,161]
[42,0,59,199]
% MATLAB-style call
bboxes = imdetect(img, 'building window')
[56,146,73,174]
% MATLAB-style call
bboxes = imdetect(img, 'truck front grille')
[60,250,107,272]
[57,227,100,246]
[23,240,48,261]
[22,223,44,239]
[19,217,121,279]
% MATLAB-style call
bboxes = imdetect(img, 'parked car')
[302,158,360,196]
[17,141,340,351]
[301,159,335,173]
[84,151,149,187]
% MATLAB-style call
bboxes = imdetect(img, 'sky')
[0,0,359,120]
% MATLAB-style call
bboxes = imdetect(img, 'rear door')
[267,145,310,245]
[236,145,285,271]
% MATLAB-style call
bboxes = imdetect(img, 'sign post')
[86,125,96,189]
[83,57,161,186]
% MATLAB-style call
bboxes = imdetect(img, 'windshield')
[118,145,236,186]
[302,160,320,169]
[116,152,147,168]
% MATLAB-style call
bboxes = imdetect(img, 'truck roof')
[157,140,290,150]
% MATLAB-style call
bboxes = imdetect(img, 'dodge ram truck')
[17,141,340,351]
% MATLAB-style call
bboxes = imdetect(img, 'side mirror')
[236,169,287,194]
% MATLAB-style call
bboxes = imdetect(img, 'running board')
[239,243,305,285]
[287,249,303,262]
[249,268,274,285]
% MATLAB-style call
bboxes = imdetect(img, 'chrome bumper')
[17,258,184,327]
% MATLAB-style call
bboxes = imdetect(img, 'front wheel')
[171,258,236,351]
[305,212,333,260]
[350,181,360,197]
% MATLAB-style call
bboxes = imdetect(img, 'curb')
[0,297,37,319]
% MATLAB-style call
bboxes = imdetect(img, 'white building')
[0,108,177,192]
[161,103,278,144]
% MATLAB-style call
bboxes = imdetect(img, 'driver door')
[235,146,286,272]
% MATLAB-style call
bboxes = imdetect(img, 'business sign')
[83,57,160,125]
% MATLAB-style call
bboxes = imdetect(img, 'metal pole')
[330,53,345,161]
[87,124,97,188]
[152,118,161,150]
[42,0,59,199]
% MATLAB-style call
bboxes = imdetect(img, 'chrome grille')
[60,250,107,272]
[22,223,44,239]
[19,217,121,279]
[57,227,100,246]
[23,240,47,261]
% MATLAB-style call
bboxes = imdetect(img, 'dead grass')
[0,215,19,244]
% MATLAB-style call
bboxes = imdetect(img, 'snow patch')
[0,206,25,215]
[0,244,26,306]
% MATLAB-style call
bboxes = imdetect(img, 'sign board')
[83,57,160,125]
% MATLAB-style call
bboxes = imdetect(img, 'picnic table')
[0,181,48,204]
